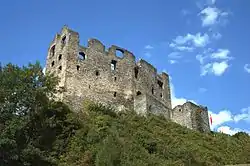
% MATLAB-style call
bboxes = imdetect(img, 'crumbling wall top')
[108,45,135,61]
[87,38,105,52]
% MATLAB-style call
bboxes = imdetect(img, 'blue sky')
[0,0,249,134]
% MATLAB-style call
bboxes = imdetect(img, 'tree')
[0,62,79,166]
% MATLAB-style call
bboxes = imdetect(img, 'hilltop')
[0,63,250,166]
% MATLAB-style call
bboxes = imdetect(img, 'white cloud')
[192,33,210,47]
[208,107,250,132]
[200,7,228,27]
[171,33,209,49]
[217,126,250,135]
[201,61,229,76]
[170,44,194,52]
[212,61,229,75]
[211,49,231,60]
[200,7,220,26]
[234,107,250,123]
[196,54,207,64]
[244,64,250,73]
[208,110,233,130]
[144,45,154,49]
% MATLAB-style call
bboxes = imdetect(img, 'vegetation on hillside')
[0,63,250,166]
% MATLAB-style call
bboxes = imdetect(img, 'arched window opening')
[179,109,182,112]
[78,52,86,61]
[115,49,124,58]
[95,70,100,76]
[58,54,62,61]
[114,77,117,81]
[62,36,66,45]
[134,67,139,79]
[136,91,142,96]
[111,60,117,71]
[50,45,55,56]
[51,61,55,67]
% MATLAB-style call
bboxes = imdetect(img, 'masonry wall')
[134,59,172,114]
[172,102,210,133]
[146,94,171,119]
[45,26,172,115]
[172,105,193,129]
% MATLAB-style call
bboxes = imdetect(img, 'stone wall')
[45,26,171,115]
[172,102,210,133]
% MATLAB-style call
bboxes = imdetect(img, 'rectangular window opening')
[111,60,117,71]
[134,67,139,79]
[51,61,55,67]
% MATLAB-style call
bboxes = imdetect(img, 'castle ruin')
[45,26,210,133]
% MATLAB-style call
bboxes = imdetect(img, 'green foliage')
[1,63,250,166]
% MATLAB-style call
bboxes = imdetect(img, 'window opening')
[95,70,100,76]
[111,60,117,71]
[58,54,62,60]
[160,93,163,98]
[62,36,66,45]
[157,80,163,89]
[134,67,139,79]
[58,66,62,71]
[51,61,55,67]
[136,91,142,96]
[77,65,80,71]
[114,77,117,81]
[115,49,124,58]
[151,87,154,95]
[114,92,117,97]
[78,52,86,61]
[50,45,55,56]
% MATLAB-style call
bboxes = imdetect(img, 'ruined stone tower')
[45,26,210,133]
